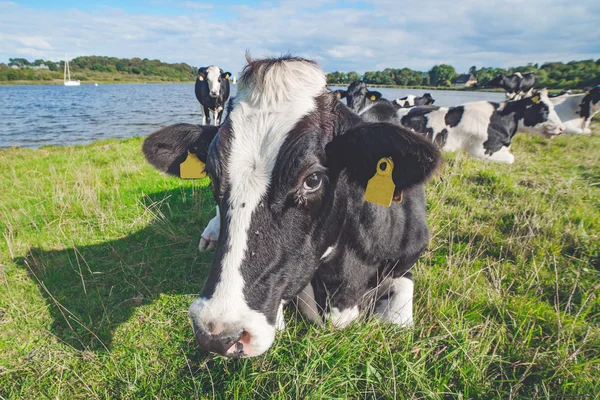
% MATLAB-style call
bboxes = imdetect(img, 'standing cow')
[336,81,398,122]
[195,65,232,126]
[549,86,600,134]
[395,89,564,164]
[487,72,536,100]
[143,56,441,358]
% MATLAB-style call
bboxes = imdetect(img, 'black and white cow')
[143,56,441,358]
[549,89,573,98]
[487,72,536,100]
[195,65,232,126]
[395,89,564,164]
[393,93,435,108]
[336,81,399,122]
[549,86,600,134]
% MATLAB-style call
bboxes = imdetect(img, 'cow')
[195,65,232,126]
[549,89,573,98]
[395,89,564,164]
[487,72,536,100]
[393,93,435,108]
[142,56,441,358]
[548,86,600,134]
[336,81,398,122]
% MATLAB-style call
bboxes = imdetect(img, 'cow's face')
[198,65,231,98]
[487,74,504,88]
[519,89,564,137]
[339,81,382,114]
[181,58,440,358]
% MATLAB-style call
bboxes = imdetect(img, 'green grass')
[1,126,599,399]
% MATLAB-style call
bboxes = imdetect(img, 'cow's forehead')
[206,65,221,79]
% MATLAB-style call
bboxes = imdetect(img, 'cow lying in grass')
[143,56,441,358]
[340,85,564,164]
[394,90,564,164]
[549,86,600,134]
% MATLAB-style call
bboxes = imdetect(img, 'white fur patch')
[327,306,360,328]
[206,65,221,96]
[320,246,335,260]
[189,58,327,357]
[275,301,286,331]
[376,277,413,327]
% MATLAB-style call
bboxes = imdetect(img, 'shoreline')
[0,79,195,86]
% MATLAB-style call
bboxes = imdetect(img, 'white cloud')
[0,1,597,74]
[17,36,52,50]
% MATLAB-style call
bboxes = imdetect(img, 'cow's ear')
[326,122,441,196]
[334,90,348,99]
[222,71,232,79]
[142,124,218,178]
[197,67,207,81]
[366,91,382,101]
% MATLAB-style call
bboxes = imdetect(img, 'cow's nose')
[192,324,248,357]
[209,91,218,97]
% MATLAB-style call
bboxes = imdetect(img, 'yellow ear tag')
[180,152,206,179]
[337,92,342,99]
[198,76,204,81]
[364,157,395,207]
[225,73,231,79]
[369,95,377,101]
[531,95,540,104]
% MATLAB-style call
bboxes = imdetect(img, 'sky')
[0,0,598,74]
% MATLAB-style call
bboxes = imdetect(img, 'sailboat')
[63,54,80,86]
[232,76,237,84]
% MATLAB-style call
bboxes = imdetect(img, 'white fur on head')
[206,65,222,97]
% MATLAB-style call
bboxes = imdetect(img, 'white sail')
[64,54,81,86]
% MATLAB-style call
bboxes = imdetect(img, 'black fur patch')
[444,106,464,127]
[434,128,448,148]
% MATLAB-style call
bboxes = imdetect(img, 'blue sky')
[1,0,598,74]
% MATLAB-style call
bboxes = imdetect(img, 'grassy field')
[1,125,599,399]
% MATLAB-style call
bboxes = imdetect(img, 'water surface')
[0,83,505,148]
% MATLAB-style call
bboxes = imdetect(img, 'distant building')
[31,64,49,70]
[10,65,20,69]
[452,73,478,87]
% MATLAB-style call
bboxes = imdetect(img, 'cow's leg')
[203,105,211,126]
[276,300,286,331]
[200,105,207,125]
[376,272,414,327]
[199,207,220,251]
[582,119,592,134]
[297,281,323,325]
[216,109,224,126]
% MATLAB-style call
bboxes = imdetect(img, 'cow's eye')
[303,173,323,192]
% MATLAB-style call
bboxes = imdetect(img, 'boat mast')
[64,54,67,82]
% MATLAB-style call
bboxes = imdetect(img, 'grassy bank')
[1,126,599,398]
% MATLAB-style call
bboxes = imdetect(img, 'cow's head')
[143,57,440,358]
[487,74,505,88]
[198,65,232,98]
[513,89,564,137]
[422,93,435,105]
[338,81,382,114]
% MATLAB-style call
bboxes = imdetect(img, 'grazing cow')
[393,93,435,108]
[549,86,600,134]
[396,89,564,164]
[487,72,536,100]
[195,65,232,126]
[143,56,441,358]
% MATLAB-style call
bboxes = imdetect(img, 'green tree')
[429,64,456,86]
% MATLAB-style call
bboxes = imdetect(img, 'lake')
[0,83,506,148]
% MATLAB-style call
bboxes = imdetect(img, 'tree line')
[327,59,600,89]
[0,56,197,82]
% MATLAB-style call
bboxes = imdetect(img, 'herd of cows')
[142,56,599,358]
